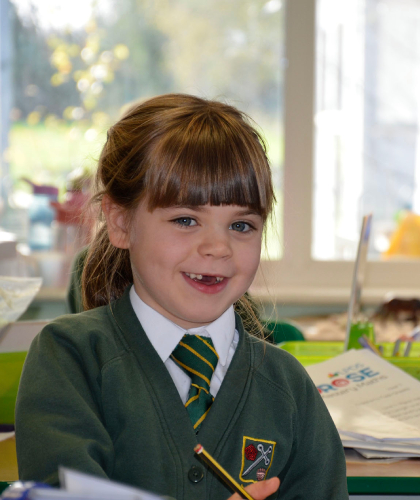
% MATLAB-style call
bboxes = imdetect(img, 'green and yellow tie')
[171,334,219,433]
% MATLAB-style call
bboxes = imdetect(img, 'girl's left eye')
[230,221,253,232]
[173,217,197,227]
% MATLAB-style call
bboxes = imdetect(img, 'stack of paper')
[6,468,171,500]
[305,349,420,459]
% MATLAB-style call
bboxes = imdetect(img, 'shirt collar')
[129,285,235,367]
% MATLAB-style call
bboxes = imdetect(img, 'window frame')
[253,0,420,305]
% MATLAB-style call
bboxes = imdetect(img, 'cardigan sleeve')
[277,364,349,500]
[15,323,115,485]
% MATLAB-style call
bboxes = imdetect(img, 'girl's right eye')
[172,217,197,227]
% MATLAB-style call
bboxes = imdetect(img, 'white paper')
[354,447,420,459]
[59,468,167,500]
[345,448,407,464]
[305,349,420,441]
[29,490,137,500]
[0,431,15,442]
[341,434,420,455]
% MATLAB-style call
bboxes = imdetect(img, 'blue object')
[22,179,58,251]
[27,194,57,251]
[0,482,52,500]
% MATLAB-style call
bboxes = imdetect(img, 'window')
[254,0,420,304]
[2,0,419,302]
[0,0,284,288]
[314,0,420,262]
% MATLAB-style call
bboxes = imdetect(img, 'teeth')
[185,273,224,282]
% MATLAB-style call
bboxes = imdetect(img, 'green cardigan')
[15,288,348,500]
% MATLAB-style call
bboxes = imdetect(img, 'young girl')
[15,94,348,500]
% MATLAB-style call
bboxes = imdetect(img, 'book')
[305,349,420,456]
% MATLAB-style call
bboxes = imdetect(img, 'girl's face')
[106,199,263,329]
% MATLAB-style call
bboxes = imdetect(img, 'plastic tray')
[278,341,420,381]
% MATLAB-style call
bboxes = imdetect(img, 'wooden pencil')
[194,444,255,500]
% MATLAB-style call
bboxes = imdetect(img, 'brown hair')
[82,93,275,315]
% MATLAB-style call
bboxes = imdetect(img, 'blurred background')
[0,0,283,298]
[1,0,420,314]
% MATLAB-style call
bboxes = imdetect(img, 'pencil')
[194,444,255,500]
[359,334,382,356]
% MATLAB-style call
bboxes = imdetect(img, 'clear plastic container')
[23,180,58,251]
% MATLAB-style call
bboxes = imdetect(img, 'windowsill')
[34,284,420,306]
[250,285,420,306]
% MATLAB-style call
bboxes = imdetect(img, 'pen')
[194,444,255,500]
[358,334,382,356]
[404,341,412,357]
[392,338,401,357]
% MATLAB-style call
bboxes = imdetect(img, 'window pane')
[313,0,420,261]
[0,0,284,276]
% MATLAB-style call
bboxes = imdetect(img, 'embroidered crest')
[240,436,276,483]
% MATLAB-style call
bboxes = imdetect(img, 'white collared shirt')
[129,286,239,403]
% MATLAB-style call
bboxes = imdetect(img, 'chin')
[180,309,222,326]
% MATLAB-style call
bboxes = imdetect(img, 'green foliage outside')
[9,0,283,174]
[8,117,282,200]
[9,122,106,192]
[5,0,284,256]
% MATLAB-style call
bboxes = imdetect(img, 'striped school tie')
[171,334,219,432]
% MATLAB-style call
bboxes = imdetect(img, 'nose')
[197,227,233,259]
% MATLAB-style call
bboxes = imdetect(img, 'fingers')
[228,477,281,500]
[245,477,280,500]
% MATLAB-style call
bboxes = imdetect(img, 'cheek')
[131,233,186,274]
[239,240,262,277]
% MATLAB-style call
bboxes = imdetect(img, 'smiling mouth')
[185,272,225,285]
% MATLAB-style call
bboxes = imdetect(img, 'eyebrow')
[233,209,261,217]
[166,205,262,217]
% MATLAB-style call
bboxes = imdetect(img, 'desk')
[1,437,419,496]
[347,460,420,497]
[0,436,17,483]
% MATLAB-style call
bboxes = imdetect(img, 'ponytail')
[82,222,133,310]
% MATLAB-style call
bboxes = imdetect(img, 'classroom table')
[0,436,17,489]
[347,459,420,498]
[1,436,419,498]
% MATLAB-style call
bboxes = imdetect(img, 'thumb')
[245,477,280,500]
[228,477,280,500]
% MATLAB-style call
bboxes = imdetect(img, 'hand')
[227,477,280,500]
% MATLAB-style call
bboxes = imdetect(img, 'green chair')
[264,320,305,343]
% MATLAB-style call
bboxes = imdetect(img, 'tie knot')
[171,334,219,390]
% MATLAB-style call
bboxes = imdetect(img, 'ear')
[102,195,130,249]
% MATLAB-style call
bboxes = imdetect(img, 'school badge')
[239,436,276,483]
